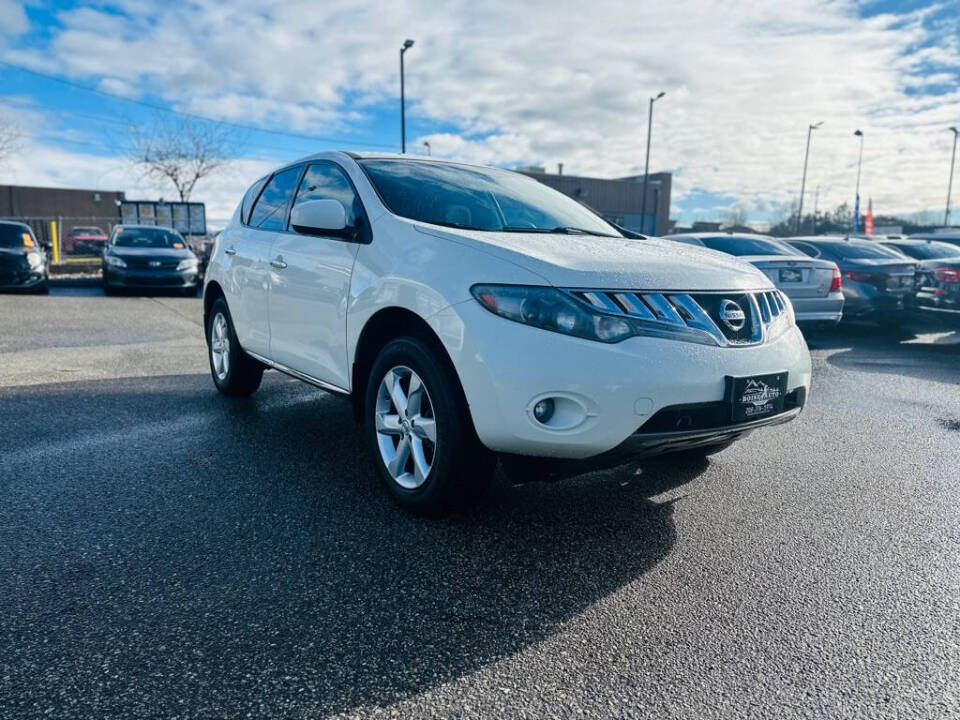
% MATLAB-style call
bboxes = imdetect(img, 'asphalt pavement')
[1,288,958,719]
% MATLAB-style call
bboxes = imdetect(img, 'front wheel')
[207,298,264,396]
[365,336,493,514]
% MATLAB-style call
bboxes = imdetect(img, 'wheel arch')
[203,281,226,334]
[351,306,470,426]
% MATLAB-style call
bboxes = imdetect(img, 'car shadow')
[803,322,960,385]
[0,373,708,717]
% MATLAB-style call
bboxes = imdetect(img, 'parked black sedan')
[878,238,960,327]
[786,236,915,325]
[102,225,200,296]
[0,220,49,294]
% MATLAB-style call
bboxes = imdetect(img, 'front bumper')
[0,269,47,289]
[104,267,199,288]
[437,299,812,460]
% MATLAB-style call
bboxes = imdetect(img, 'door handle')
[270,256,288,270]
[224,246,237,256]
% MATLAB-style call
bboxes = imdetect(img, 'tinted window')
[699,236,796,256]
[249,167,302,231]
[241,177,267,225]
[112,227,185,248]
[830,242,905,260]
[359,159,620,237]
[886,241,960,260]
[788,241,820,257]
[0,223,32,248]
[289,163,364,230]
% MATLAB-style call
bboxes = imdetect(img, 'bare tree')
[0,119,21,166]
[128,114,233,201]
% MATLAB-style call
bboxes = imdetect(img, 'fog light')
[533,398,555,424]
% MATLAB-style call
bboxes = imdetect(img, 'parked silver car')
[667,233,844,325]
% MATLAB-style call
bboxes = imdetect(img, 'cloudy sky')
[0,0,958,228]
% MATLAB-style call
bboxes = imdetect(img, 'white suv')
[204,153,811,512]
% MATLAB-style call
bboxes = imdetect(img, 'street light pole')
[399,39,415,153]
[795,121,822,235]
[640,91,665,235]
[946,126,958,227]
[853,129,864,232]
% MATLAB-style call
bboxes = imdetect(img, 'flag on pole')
[853,194,861,233]
[865,198,874,236]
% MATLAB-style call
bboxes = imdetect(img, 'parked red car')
[63,226,109,254]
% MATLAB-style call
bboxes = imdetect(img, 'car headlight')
[177,258,199,271]
[471,284,649,344]
[105,255,126,268]
[26,251,43,269]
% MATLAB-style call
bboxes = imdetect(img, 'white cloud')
[1,0,959,221]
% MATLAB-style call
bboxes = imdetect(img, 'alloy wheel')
[375,365,437,489]
[210,312,231,381]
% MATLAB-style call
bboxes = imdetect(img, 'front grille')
[567,288,790,347]
[125,258,180,270]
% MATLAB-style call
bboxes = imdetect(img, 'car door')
[267,162,366,390]
[228,167,302,357]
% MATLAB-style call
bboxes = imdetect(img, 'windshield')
[359,159,621,237]
[112,227,185,248]
[0,223,32,249]
[888,242,960,260]
[699,235,797,256]
[72,227,104,236]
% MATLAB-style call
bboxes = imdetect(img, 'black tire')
[206,297,264,396]
[364,336,493,514]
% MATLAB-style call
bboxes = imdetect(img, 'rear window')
[830,242,905,260]
[71,227,104,236]
[112,227,185,248]
[887,242,960,260]
[699,236,796,256]
[0,223,32,248]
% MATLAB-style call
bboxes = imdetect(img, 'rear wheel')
[365,336,493,513]
[207,297,264,396]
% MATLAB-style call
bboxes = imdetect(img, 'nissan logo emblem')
[719,299,746,331]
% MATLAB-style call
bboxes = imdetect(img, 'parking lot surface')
[1,288,959,719]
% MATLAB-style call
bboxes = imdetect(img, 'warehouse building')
[518,167,672,236]
[0,184,125,243]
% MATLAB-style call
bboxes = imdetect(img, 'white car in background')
[204,153,812,513]
[667,232,844,325]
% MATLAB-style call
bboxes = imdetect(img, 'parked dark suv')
[0,221,50,294]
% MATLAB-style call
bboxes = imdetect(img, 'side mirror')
[290,199,348,236]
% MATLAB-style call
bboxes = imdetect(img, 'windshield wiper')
[501,226,619,238]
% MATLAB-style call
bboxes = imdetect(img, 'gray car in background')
[667,233,844,325]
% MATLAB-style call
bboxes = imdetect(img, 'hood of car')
[415,225,772,291]
[108,246,195,259]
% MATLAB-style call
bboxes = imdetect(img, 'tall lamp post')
[795,121,823,234]
[852,129,864,232]
[640,90,666,235]
[399,39,415,153]
[945,126,958,227]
